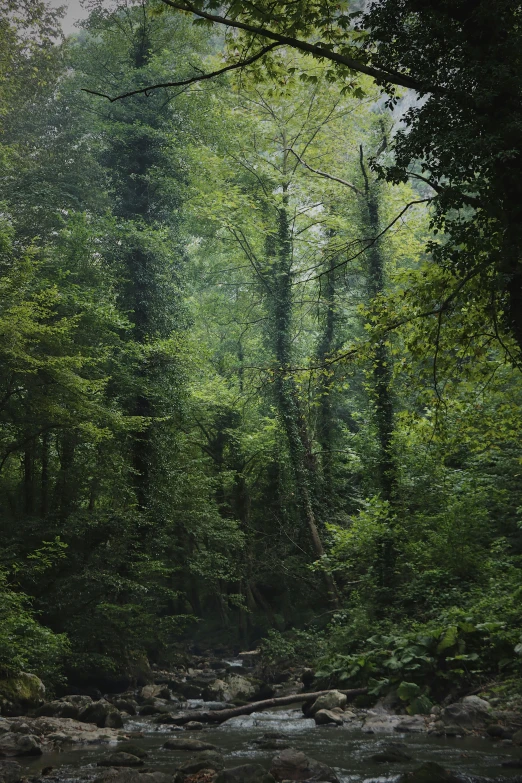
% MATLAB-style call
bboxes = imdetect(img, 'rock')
[370,744,413,763]
[398,762,463,783]
[0,675,45,715]
[0,761,22,783]
[362,714,402,733]
[97,753,144,768]
[441,697,491,731]
[114,700,137,716]
[313,710,342,727]
[178,751,225,774]
[502,759,522,768]
[96,770,172,783]
[8,723,31,735]
[139,704,170,717]
[105,712,124,729]
[394,716,427,733]
[308,691,347,717]
[206,675,259,703]
[35,700,80,719]
[185,722,204,731]
[139,685,171,702]
[115,743,148,759]
[513,729,522,746]
[164,740,217,751]
[0,733,43,757]
[215,765,274,783]
[30,715,122,746]
[78,700,121,728]
[301,669,315,688]
[486,724,512,739]
[270,749,339,783]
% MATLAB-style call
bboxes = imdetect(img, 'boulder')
[370,743,413,763]
[206,675,258,703]
[441,696,491,731]
[184,722,204,731]
[270,749,339,783]
[362,714,402,733]
[308,691,347,717]
[34,700,80,719]
[105,712,124,729]
[394,716,427,733]
[0,675,45,715]
[114,700,137,716]
[486,724,512,739]
[313,710,342,727]
[163,740,217,751]
[178,751,225,774]
[398,762,463,783]
[139,685,171,702]
[215,765,274,783]
[0,733,43,757]
[115,743,148,759]
[97,753,144,768]
[78,700,121,728]
[0,761,22,783]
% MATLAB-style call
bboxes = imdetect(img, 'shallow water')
[19,706,522,783]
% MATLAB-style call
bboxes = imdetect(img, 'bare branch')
[285,147,363,196]
[82,43,280,101]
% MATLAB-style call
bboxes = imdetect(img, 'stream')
[16,702,522,783]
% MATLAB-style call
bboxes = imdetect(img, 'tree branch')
[285,148,363,196]
[82,43,280,101]
[159,0,425,92]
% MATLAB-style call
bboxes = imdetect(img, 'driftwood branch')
[162,688,368,725]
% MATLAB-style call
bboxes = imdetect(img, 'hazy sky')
[50,0,90,35]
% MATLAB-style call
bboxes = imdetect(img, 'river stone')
[363,714,402,733]
[164,740,217,751]
[308,691,347,717]
[97,752,144,768]
[184,722,204,731]
[0,733,43,757]
[398,762,463,783]
[394,716,427,733]
[114,700,137,716]
[313,710,342,727]
[78,700,119,728]
[140,685,171,702]
[105,712,124,729]
[0,761,22,783]
[270,749,339,783]
[0,675,45,716]
[216,764,275,783]
[206,675,258,703]
[115,743,148,759]
[34,700,79,719]
[96,771,173,783]
[441,697,490,730]
[370,743,413,763]
[486,724,512,739]
[178,751,225,774]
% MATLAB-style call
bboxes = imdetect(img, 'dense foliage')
[0,0,521,702]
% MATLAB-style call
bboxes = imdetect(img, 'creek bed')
[17,705,522,783]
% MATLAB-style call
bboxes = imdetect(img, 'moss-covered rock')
[0,674,45,715]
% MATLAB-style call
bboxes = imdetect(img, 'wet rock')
[0,733,43,757]
[115,743,148,758]
[313,710,342,727]
[441,696,491,731]
[270,748,339,783]
[8,722,31,735]
[206,675,258,703]
[105,712,124,729]
[308,691,347,717]
[370,743,413,763]
[184,722,204,731]
[394,716,427,733]
[486,724,512,739]
[30,715,123,745]
[178,751,225,774]
[215,764,275,783]
[398,762,463,783]
[362,714,402,733]
[502,758,522,768]
[95,770,173,783]
[164,740,217,751]
[114,701,137,716]
[140,685,171,702]
[0,761,22,783]
[97,752,144,768]
[78,700,121,728]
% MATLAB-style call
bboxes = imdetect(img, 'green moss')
[0,672,45,706]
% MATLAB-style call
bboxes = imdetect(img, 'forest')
[1,0,522,727]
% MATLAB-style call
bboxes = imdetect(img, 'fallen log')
[167,688,368,725]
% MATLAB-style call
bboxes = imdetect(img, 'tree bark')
[164,687,368,725]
